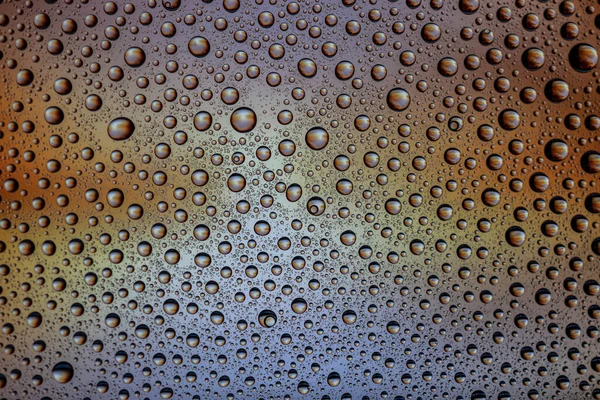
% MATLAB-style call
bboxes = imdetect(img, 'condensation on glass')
[0,0,599,399]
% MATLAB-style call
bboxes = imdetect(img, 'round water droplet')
[188,36,210,57]
[108,117,135,140]
[387,88,411,111]
[124,47,146,67]
[52,362,74,384]
[230,107,257,133]
[305,127,329,150]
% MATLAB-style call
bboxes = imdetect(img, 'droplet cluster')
[0,0,599,399]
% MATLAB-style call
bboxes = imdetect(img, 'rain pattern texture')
[0,0,600,399]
